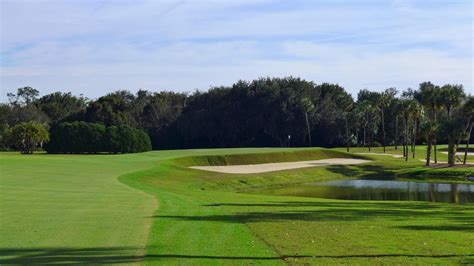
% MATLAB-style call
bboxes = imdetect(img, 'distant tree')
[420,119,438,166]
[4,78,470,158]
[35,92,88,123]
[458,96,474,164]
[140,91,186,148]
[343,102,354,152]
[439,118,465,166]
[379,88,397,153]
[409,101,423,158]
[7,121,49,154]
[356,89,382,151]
[314,83,352,147]
[392,98,402,150]
[399,90,417,161]
[84,91,136,126]
[355,99,379,151]
[438,84,466,166]
[4,87,49,127]
[414,82,439,165]
[439,84,465,118]
[301,97,315,147]
[0,104,12,150]
[7,87,39,106]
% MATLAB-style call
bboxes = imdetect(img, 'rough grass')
[1,147,473,265]
[335,145,474,180]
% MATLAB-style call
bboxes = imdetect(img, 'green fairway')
[1,147,473,264]
[0,148,291,264]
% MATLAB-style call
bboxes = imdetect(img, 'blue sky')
[1,0,472,101]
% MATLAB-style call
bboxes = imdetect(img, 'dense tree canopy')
[1,77,472,165]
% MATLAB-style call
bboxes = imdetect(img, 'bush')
[46,122,151,154]
[105,125,152,153]
[371,141,382,147]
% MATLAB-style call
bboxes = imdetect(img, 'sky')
[1,0,473,101]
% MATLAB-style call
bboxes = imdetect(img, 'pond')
[257,179,474,204]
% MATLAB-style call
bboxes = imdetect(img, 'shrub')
[105,125,151,153]
[47,122,151,154]
[372,141,382,147]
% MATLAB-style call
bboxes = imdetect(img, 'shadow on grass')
[152,200,473,230]
[204,201,454,210]
[395,225,474,232]
[326,164,397,180]
[1,247,471,264]
[0,247,296,264]
[326,162,473,179]
[0,247,144,264]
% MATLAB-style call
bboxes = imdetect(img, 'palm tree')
[301,97,315,147]
[439,85,466,165]
[344,103,354,152]
[392,98,402,150]
[409,102,423,158]
[440,118,465,166]
[439,84,465,118]
[352,105,364,147]
[400,89,416,161]
[360,101,378,152]
[460,96,474,164]
[379,88,397,153]
[420,119,438,166]
[464,124,473,165]
[354,101,370,148]
[414,82,446,165]
[399,98,411,161]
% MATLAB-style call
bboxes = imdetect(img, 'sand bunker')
[356,152,404,158]
[441,151,474,156]
[190,158,371,174]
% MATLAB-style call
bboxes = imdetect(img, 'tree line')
[0,77,472,165]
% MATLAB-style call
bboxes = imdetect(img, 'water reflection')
[257,180,474,204]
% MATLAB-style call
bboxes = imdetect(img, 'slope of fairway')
[122,148,473,265]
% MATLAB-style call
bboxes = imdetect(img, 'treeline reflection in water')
[258,180,474,204]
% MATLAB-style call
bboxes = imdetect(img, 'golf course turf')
[1,147,473,265]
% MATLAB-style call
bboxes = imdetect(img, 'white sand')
[190,158,371,174]
[441,151,474,156]
[356,152,404,158]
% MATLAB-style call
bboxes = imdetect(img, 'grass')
[1,146,473,264]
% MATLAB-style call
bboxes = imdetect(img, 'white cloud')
[1,0,473,100]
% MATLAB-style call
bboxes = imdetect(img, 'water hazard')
[258,179,474,204]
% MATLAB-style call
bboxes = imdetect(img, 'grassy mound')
[172,149,368,167]
[120,148,474,265]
